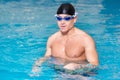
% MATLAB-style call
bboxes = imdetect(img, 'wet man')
[32,3,99,72]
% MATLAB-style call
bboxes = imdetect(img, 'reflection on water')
[0,0,120,80]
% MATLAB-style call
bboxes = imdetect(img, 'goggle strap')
[54,12,78,17]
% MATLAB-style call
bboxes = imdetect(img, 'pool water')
[0,0,120,80]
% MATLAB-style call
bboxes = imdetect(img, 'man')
[32,3,99,72]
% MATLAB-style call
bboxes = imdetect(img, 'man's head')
[55,3,77,34]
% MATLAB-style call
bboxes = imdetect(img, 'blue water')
[0,0,120,80]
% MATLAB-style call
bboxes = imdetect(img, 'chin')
[60,30,68,34]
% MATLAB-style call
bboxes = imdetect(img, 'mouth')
[60,25,66,28]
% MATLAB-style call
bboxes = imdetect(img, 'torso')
[51,28,87,62]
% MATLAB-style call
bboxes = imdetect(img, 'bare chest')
[51,36,85,59]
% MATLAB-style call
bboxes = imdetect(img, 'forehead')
[57,14,71,17]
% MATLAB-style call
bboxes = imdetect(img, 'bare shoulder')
[47,32,59,44]
[75,28,95,45]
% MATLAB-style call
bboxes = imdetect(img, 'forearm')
[62,62,98,75]
[32,56,50,73]
[34,56,50,67]
[79,63,97,69]
[63,62,98,71]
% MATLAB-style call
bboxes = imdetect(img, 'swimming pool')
[0,0,120,80]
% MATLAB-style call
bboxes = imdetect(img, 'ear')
[73,16,77,23]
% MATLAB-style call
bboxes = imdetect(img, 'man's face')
[56,14,77,33]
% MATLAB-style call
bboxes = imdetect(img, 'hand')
[32,59,43,72]
[30,66,41,77]
[30,60,42,77]
[63,63,80,70]
[32,65,41,73]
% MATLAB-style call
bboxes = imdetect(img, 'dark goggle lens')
[56,16,73,21]
[64,17,71,21]
[56,17,62,21]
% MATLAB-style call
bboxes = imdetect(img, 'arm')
[32,36,53,72]
[84,35,99,66]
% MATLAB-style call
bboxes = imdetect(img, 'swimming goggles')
[55,12,78,21]
[55,16,74,21]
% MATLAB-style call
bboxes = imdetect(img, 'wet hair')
[57,3,75,15]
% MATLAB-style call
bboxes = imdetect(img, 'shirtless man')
[32,3,99,72]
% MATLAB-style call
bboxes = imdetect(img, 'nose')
[60,19,65,24]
